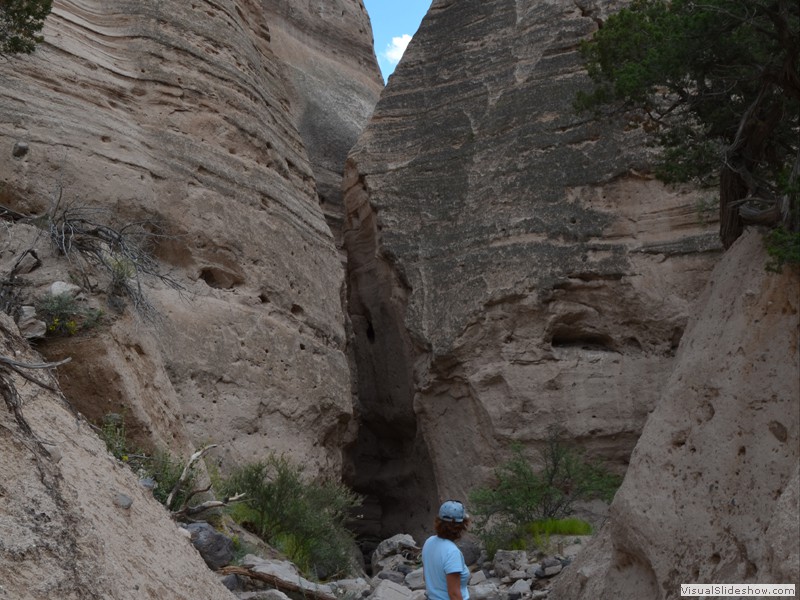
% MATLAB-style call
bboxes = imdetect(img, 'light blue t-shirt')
[421,536,470,600]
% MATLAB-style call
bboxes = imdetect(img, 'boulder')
[507,579,532,596]
[370,579,413,600]
[375,571,407,585]
[330,577,372,598]
[493,550,528,578]
[372,534,420,575]
[185,522,235,571]
[239,592,292,600]
[469,570,487,585]
[373,534,420,561]
[16,306,46,339]
[467,581,501,600]
[457,536,483,567]
[404,568,425,590]
[540,556,566,577]
[49,281,81,298]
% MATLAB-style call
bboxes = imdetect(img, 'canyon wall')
[551,229,800,599]
[0,1,381,474]
[262,0,383,244]
[343,0,722,538]
[0,314,237,600]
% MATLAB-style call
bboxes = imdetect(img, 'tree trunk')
[719,166,747,248]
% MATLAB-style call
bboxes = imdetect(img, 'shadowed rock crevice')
[342,166,438,543]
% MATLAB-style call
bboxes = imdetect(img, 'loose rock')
[185,522,234,571]
[112,493,132,509]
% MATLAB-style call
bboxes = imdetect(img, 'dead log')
[218,566,337,600]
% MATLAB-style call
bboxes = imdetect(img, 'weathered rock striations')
[0,315,236,600]
[550,229,800,599]
[0,1,379,475]
[263,0,384,245]
[343,0,722,537]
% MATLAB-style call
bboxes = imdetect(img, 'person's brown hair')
[434,516,470,541]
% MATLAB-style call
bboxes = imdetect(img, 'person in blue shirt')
[421,501,471,600]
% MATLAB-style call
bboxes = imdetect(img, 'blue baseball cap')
[438,500,466,522]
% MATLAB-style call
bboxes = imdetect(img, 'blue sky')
[363,0,431,82]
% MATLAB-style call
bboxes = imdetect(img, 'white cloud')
[383,34,412,65]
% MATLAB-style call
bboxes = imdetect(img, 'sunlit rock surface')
[0,0,381,475]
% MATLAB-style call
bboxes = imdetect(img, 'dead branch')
[218,566,337,600]
[171,492,246,520]
[1,355,71,432]
[0,355,71,393]
[0,371,32,437]
[165,444,218,509]
[45,202,186,320]
[0,355,72,370]
[0,203,28,222]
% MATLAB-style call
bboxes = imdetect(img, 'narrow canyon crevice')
[341,163,438,545]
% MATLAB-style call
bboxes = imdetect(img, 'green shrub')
[98,413,194,508]
[514,518,593,554]
[147,449,193,507]
[526,517,593,537]
[220,455,361,580]
[99,413,130,460]
[468,430,620,556]
[36,292,102,336]
[765,226,800,273]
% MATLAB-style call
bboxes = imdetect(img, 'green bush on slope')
[220,454,362,580]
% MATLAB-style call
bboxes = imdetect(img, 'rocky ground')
[188,529,594,600]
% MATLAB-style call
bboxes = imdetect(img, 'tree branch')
[172,492,246,520]
[165,444,218,509]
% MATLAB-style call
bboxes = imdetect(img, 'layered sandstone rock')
[0,0,380,474]
[262,0,384,245]
[550,229,800,599]
[343,0,721,537]
[0,315,236,600]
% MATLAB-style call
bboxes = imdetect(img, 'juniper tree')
[0,0,52,55]
[577,0,799,251]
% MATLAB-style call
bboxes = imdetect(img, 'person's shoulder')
[443,538,460,552]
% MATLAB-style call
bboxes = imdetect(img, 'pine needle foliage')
[0,0,52,54]
[577,0,800,250]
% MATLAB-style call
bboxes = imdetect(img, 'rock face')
[550,230,800,599]
[0,315,236,600]
[0,0,380,475]
[261,0,384,244]
[343,0,721,537]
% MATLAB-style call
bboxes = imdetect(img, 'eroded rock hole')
[199,267,243,289]
[551,328,616,351]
